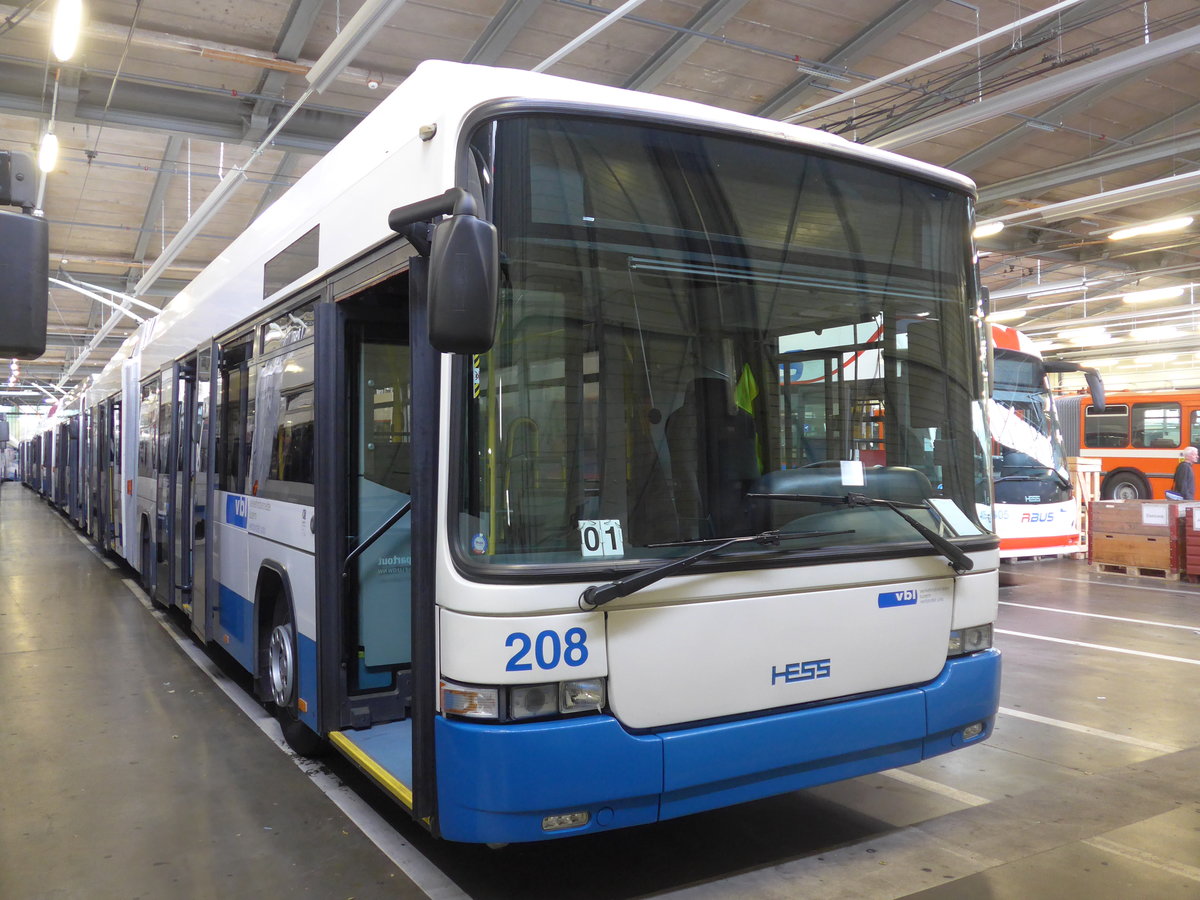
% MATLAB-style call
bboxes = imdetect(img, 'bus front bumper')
[435,648,1001,843]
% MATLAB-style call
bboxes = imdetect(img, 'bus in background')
[36,61,1001,845]
[1056,389,1200,500]
[987,324,1103,558]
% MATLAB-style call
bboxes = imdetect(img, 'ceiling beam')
[977,129,1200,205]
[464,0,543,65]
[755,0,942,120]
[245,0,324,143]
[0,59,360,153]
[869,0,1126,140]
[868,22,1200,151]
[624,0,749,92]
[948,70,1146,174]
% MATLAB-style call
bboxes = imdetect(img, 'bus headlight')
[441,677,607,721]
[510,678,606,720]
[948,624,993,657]
[509,683,558,719]
[560,678,604,714]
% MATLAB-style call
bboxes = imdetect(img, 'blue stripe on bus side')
[296,631,318,729]
[217,584,254,671]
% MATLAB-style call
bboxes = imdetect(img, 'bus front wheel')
[265,601,324,757]
[1103,472,1148,501]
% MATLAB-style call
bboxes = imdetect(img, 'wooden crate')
[1183,506,1200,581]
[1088,500,1200,537]
[1090,533,1177,574]
[1088,501,1200,578]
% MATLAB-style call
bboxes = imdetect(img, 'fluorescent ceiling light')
[1129,325,1178,341]
[1027,282,1090,298]
[986,308,1026,322]
[1058,325,1107,340]
[1109,216,1194,241]
[52,0,83,62]
[38,131,59,173]
[973,221,1004,239]
[1122,286,1185,304]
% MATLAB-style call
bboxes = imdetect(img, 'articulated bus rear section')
[1056,389,1200,500]
[52,61,1000,845]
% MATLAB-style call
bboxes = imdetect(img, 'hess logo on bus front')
[771,658,832,685]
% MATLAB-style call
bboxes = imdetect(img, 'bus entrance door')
[323,275,420,814]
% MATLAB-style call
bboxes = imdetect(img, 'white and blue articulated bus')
[73,60,1000,844]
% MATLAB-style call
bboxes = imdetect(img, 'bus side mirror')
[388,187,499,355]
[427,213,498,354]
[1081,368,1104,411]
[0,419,9,444]
[0,208,49,358]
[1044,360,1104,410]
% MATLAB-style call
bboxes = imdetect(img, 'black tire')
[141,528,161,605]
[1103,472,1148,501]
[265,601,325,757]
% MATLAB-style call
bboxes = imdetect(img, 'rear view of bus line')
[20,61,1001,844]
[987,323,1103,558]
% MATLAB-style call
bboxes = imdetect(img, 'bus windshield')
[990,350,1066,474]
[457,115,987,568]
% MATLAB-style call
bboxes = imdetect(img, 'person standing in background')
[1170,446,1198,500]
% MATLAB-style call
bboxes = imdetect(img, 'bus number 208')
[505,628,589,671]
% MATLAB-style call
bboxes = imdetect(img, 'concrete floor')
[2,480,1199,899]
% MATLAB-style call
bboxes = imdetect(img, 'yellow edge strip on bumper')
[327,731,414,810]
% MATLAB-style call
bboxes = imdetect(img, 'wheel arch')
[253,561,293,684]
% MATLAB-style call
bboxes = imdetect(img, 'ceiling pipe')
[132,0,407,297]
[978,170,1200,228]
[533,0,652,72]
[48,278,147,324]
[978,129,1200,204]
[868,23,1200,150]
[56,0,409,391]
[0,3,380,89]
[790,0,1089,120]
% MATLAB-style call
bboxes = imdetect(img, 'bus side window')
[217,339,253,494]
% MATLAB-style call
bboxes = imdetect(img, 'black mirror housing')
[427,213,499,354]
[0,209,48,358]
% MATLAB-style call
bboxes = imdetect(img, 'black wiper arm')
[578,529,853,611]
[994,471,1072,490]
[749,492,974,575]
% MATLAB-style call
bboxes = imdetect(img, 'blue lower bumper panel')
[435,649,1001,843]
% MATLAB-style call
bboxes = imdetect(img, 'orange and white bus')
[1055,389,1200,500]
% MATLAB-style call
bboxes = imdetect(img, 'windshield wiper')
[749,492,974,575]
[578,528,853,610]
[995,471,1072,490]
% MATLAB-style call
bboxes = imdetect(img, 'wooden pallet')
[1091,562,1180,581]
